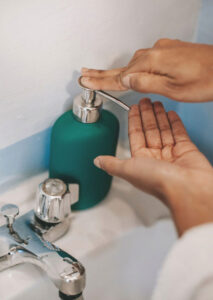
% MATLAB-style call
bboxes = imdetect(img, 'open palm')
[129,98,211,171]
[94,98,213,235]
[94,98,212,203]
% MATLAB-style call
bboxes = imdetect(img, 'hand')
[81,39,213,102]
[94,98,213,235]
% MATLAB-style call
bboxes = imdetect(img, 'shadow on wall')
[64,70,81,112]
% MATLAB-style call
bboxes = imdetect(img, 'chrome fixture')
[35,178,79,224]
[0,178,85,300]
[72,76,130,123]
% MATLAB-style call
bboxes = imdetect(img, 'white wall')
[0,0,201,149]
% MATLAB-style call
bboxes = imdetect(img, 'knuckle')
[173,38,181,43]
[118,72,128,90]
[134,49,142,56]
[149,48,162,62]
[154,38,172,47]
[97,70,104,74]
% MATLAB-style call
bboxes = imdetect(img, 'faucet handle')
[0,204,19,226]
[35,178,79,224]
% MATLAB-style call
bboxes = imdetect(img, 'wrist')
[162,170,213,236]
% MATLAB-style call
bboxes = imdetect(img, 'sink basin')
[0,219,177,300]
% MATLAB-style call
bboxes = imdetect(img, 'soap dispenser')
[49,77,129,210]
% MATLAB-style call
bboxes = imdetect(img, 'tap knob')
[0,204,19,226]
[35,178,79,224]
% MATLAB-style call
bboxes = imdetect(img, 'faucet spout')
[0,209,86,298]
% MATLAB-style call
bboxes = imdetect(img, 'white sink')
[0,219,177,300]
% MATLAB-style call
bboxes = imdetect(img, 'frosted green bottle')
[49,84,120,210]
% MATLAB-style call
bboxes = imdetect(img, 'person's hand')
[94,98,213,235]
[81,39,213,102]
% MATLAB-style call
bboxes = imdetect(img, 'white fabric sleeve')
[152,223,213,300]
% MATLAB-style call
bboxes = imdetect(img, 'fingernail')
[81,67,89,73]
[81,76,90,86]
[121,74,131,88]
[94,157,101,169]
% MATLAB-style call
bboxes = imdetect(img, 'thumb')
[121,72,169,95]
[94,156,128,177]
[94,155,165,183]
[94,155,177,203]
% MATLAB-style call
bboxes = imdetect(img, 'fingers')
[81,48,152,91]
[167,111,191,143]
[81,74,127,91]
[153,102,174,147]
[139,98,162,149]
[81,67,125,78]
[127,48,150,66]
[81,48,149,78]
[122,51,151,76]
[128,105,146,156]
[121,72,169,94]
[153,38,181,48]
[81,47,167,92]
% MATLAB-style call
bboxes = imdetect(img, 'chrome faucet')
[0,178,86,300]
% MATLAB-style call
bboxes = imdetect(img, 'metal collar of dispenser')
[73,76,130,123]
[73,78,103,123]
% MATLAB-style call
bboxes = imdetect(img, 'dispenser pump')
[72,76,130,123]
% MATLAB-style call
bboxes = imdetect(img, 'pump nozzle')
[78,77,130,111]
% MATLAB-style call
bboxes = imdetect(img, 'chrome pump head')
[72,76,130,123]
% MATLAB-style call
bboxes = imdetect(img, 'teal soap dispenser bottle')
[49,77,129,210]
